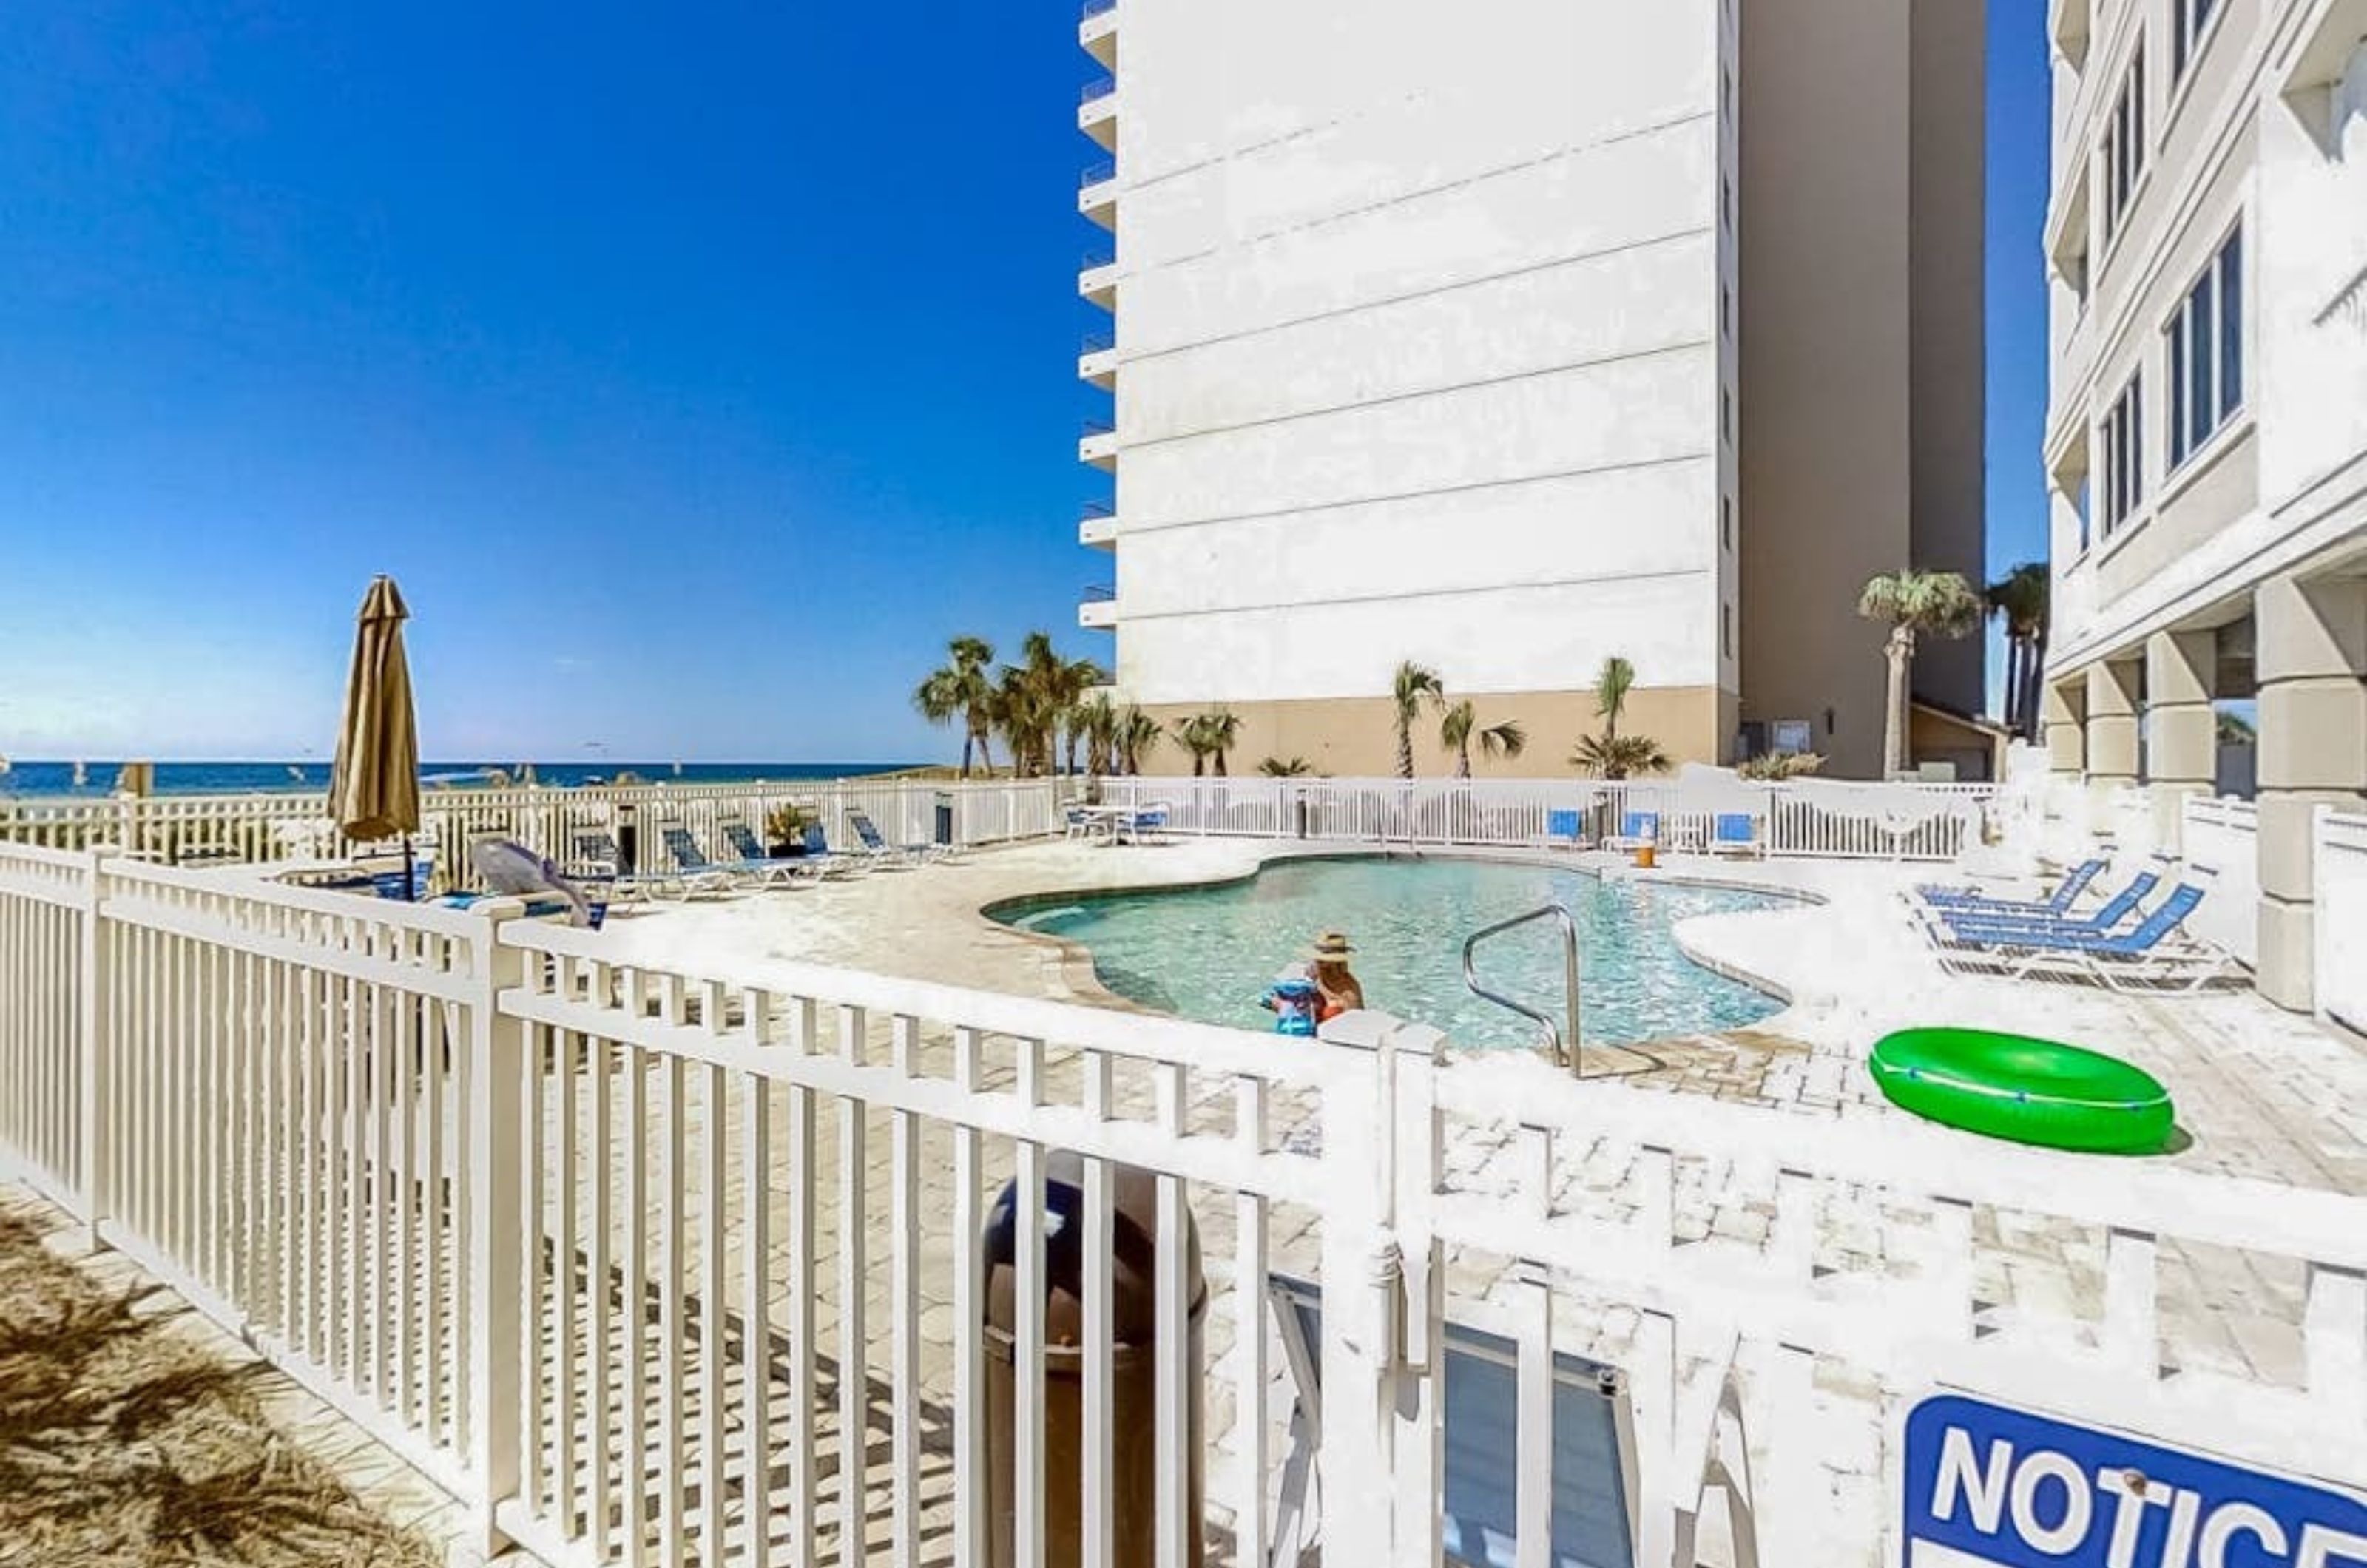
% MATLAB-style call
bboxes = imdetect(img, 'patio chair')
[567,830,661,903]
[1918,857,2104,914]
[1538,808,1590,851]
[1119,804,1171,845]
[1925,867,2162,940]
[1707,814,1763,859]
[654,826,741,899]
[716,822,813,887]
[1266,1274,1638,1568]
[1925,884,2238,992]
[797,822,865,879]
[847,808,948,866]
[1604,811,1659,854]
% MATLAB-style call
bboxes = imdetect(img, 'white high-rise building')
[1073,0,1990,780]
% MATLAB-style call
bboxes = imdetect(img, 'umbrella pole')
[402,835,415,902]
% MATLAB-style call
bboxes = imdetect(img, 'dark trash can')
[983,1152,1207,1568]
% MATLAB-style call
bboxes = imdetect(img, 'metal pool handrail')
[1461,903,1583,1074]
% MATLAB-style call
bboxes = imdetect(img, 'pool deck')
[587,836,2367,1567]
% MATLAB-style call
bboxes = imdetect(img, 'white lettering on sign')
[2201,1501,2288,1568]
[2099,1469,2164,1568]
[2297,1524,2367,1568]
[2013,1450,2094,1555]
[1935,1428,2013,1533]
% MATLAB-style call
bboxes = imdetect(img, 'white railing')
[2314,809,2367,1035]
[0,777,1071,885]
[2099,783,2159,859]
[8,843,2365,1564]
[2181,795,2260,966]
[1097,776,1996,861]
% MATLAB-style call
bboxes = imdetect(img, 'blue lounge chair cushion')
[1712,813,1756,845]
[1546,810,1583,841]
[1924,859,2103,913]
[1937,871,2159,936]
[1619,811,1657,841]
[1946,884,2205,953]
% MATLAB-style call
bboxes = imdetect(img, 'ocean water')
[999,856,1787,1049]
[0,760,920,799]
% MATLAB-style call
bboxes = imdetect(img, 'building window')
[1721,285,1732,339]
[1721,176,1733,233]
[2167,227,2243,470]
[1721,389,1733,445]
[2101,45,2147,240]
[2075,473,2092,552]
[1721,496,1734,551]
[2172,0,2220,78]
[1722,603,1734,659]
[1723,70,1735,123]
[2099,370,2144,533]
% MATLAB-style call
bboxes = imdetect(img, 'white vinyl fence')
[2314,809,2367,1035]
[0,778,1069,888]
[2180,795,2261,967]
[1097,777,1996,861]
[7,843,2366,1566]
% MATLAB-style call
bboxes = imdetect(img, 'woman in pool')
[1308,930,1364,1019]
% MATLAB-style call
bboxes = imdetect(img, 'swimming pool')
[995,856,1790,1049]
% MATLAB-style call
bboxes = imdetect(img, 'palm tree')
[913,635,998,777]
[1118,705,1164,774]
[1390,660,1445,779]
[1053,655,1108,776]
[1857,570,1985,777]
[1439,700,1527,778]
[1571,733,1672,779]
[1174,715,1215,778]
[1985,563,2050,742]
[1258,756,1314,777]
[1593,655,1637,743]
[1191,709,1242,777]
[1076,692,1121,777]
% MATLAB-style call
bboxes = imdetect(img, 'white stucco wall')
[1105,0,1725,707]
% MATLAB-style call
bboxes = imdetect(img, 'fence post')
[74,847,110,1243]
[1314,1014,1408,1566]
[467,909,529,1551]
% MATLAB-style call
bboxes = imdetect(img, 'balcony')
[1079,0,1116,69]
[1078,76,1117,151]
[1080,499,1117,550]
[1079,419,1118,472]
[1079,582,1118,629]
[2049,0,2090,70]
[1079,250,1118,311]
[1079,332,1116,391]
[1079,160,1116,230]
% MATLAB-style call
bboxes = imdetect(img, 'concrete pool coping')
[973,839,1828,1051]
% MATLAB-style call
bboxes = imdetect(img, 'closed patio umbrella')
[328,575,422,898]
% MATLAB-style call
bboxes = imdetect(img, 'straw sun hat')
[1306,930,1356,965]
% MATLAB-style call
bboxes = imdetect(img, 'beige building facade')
[2040,0,2367,1006]
[1072,0,1988,782]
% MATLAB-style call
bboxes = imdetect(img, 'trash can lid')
[982,1151,1206,1348]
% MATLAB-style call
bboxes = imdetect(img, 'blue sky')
[0,1,2050,763]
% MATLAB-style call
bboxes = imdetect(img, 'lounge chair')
[1708,814,1763,859]
[716,822,814,887]
[567,831,659,903]
[1919,857,2104,914]
[1925,884,2238,991]
[1064,806,1101,842]
[1537,808,1590,851]
[1119,804,1170,845]
[1266,1274,1639,1568]
[654,826,742,899]
[1926,868,2161,939]
[1605,811,1659,854]
[797,822,865,879]
[847,808,948,866]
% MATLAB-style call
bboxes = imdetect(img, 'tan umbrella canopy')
[328,576,422,868]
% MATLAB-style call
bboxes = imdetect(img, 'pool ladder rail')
[1460,903,1585,1075]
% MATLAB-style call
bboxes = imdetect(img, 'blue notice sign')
[1902,1393,2367,1568]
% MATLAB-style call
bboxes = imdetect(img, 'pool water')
[999,856,1788,1048]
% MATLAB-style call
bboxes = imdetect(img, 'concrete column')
[2084,660,2141,805]
[2145,628,2217,850]
[2042,678,2086,774]
[2254,573,2367,1010]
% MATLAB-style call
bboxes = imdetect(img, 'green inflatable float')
[1868,1027,2175,1155]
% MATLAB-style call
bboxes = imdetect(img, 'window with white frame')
[2100,371,2144,534]
[2172,0,2220,79]
[2167,227,2243,470]
[2101,45,2147,240]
